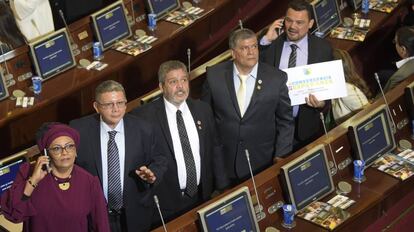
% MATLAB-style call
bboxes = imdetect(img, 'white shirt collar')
[100,117,124,134]
[233,62,258,79]
[286,34,308,51]
[164,97,189,114]
[396,56,414,69]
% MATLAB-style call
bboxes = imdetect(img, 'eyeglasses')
[97,101,127,109]
[48,143,76,155]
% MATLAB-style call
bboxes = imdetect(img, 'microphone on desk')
[375,72,397,134]
[153,195,168,232]
[320,113,353,194]
[187,48,191,73]
[244,149,264,220]
[129,0,136,25]
[319,112,338,176]
[58,10,78,50]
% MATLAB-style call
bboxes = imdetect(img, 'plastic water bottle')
[362,0,369,15]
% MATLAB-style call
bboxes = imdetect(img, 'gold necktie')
[237,74,248,116]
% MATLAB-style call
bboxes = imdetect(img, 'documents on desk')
[369,0,398,13]
[164,7,205,26]
[297,201,350,231]
[372,150,414,180]
[86,61,108,71]
[283,60,347,106]
[330,27,368,42]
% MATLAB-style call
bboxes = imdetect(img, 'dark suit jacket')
[201,61,294,179]
[259,34,333,143]
[131,98,228,219]
[69,113,167,232]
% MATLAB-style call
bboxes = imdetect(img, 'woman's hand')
[30,155,50,185]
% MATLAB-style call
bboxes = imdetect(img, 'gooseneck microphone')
[187,48,191,73]
[245,149,263,216]
[153,195,168,232]
[129,0,136,24]
[58,10,77,49]
[239,19,243,29]
[375,73,397,133]
[320,112,338,176]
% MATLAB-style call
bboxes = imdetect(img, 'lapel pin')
[197,120,202,130]
[257,85,261,90]
[258,79,262,84]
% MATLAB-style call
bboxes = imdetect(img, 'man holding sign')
[259,0,334,150]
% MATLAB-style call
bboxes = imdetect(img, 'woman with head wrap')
[0,122,110,232]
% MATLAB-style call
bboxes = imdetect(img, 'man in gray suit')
[383,26,414,93]
[202,28,294,183]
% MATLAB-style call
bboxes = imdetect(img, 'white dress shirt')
[99,118,125,201]
[164,98,201,190]
[233,62,258,115]
[279,35,309,70]
[396,56,414,69]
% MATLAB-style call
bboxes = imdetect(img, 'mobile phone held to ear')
[278,19,285,36]
[42,148,50,173]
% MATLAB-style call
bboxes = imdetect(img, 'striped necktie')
[107,130,123,210]
[288,44,298,68]
[288,44,300,117]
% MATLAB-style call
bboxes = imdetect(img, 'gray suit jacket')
[201,61,294,179]
[383,59,414,93]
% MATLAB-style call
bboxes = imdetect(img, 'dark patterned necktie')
[107,131,123,210]
[288,44,300,117]
[176,110,198,197]
[288,44,298,68]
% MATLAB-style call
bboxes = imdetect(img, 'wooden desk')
[0,0,406,157]
[152,73,414,231]
[0,0,281,156]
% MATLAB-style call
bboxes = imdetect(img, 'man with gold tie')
[202,28,294,185]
